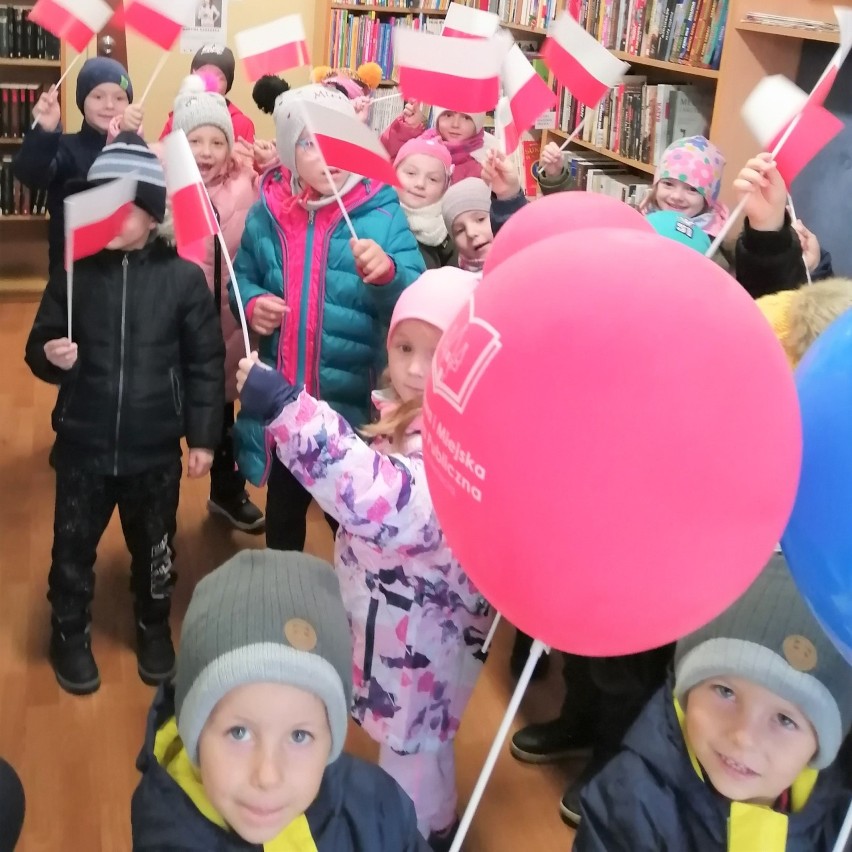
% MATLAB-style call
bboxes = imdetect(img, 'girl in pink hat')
[237,268,494,851]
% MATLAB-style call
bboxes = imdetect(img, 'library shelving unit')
[0,0,65,293]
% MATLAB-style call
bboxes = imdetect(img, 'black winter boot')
[207,490,265,533]
[49,621,100,695]
[136,620,175,686]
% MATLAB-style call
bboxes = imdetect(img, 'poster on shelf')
[181,0,228,54]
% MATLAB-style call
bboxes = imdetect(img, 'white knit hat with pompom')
[172,74,234,150]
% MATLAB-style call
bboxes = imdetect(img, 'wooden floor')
[0,299,580,851]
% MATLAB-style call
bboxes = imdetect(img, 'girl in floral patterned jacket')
[237,267,493,851]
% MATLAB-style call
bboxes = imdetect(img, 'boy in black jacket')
[575,555,852,852]
[25,133,225,696]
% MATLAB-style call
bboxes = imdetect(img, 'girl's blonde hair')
[361,369,423,450]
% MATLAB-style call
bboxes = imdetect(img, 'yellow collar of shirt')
[154,716,319,852]
[673,696,818,852]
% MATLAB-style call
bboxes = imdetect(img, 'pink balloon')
[485,191,652,275]
[423,230,801,656]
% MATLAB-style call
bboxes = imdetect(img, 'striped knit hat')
[87,132,167,222]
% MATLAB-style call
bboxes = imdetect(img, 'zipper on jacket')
[114,254,128,476]
[296,209,316,388]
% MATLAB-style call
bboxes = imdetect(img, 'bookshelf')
[0,0,65,286]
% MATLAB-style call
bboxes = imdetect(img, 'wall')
[63,1,320,141]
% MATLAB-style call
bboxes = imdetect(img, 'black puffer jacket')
[26,237,225,476]
[576,679,852,852]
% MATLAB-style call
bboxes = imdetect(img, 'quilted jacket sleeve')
[575,752,678,852]
[362,190,425,318]
[380,115,425,159]
[178,262,226,451]
[267,391,436,548]
[229,203,279,321]
[735,214,813,298]
[25,265,69,385]
[13,126,68,189]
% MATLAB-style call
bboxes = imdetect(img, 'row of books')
[0,85,39,139]
[0,6,61,60]
[558,150,651,204]
[481,0,563,30]
[367,85,404,133]
[0,156,47,217]
[328,10,443,80]
[554,77,712,166]
[336,0,450,8]
[574,0,728,69]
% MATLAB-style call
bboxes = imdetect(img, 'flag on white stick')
[500,45,557,154]
[393,27,511,115]
[442,2,500,38]
[29,0,113,53]
[162,130,218,262]
[300,99,399,187]
[742,74,843,184]
[64,175,137,262]
[235,15,311,82]
[124,0,195,50]
[541,13,628,107]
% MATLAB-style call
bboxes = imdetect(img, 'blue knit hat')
[76,57,133,113]
[646,211,712,254]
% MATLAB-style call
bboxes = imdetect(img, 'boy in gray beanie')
[574,554,852,852]
[25,132,225,696]
[131,549,427,850]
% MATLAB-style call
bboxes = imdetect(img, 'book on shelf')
[335,1,450,9]
[0,84,40,138]
[0,154,47,216]
[479,0,561,31]
[555,76,712,167]
[328,8,443,81]
[368,83,403,132]
[563,151,651,205]
[0,5,61,60]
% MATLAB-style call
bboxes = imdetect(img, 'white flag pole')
[66,236,74,341]
[32,52,85,130]
[558,112,590,151]
[481,612,501,654]
[216,230,252,358]
[138,52,170,107]
[449,639,551,852]
[830,800,852,852]
[786,192,813,285]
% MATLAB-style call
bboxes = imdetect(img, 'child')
[14,57,137,274]
[640,135,729,238]
[237,268,493,850]
[131,549,428,850]
[382,100,486,184]
[394,136,457,268]
[734,152,833,298]
[160,45,255,144]
[575,555,852,851]
[165,75,268,533]
[441,178,493,271]
[24,133,225,696]
[230,84,424,553]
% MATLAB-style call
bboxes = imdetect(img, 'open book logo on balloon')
[431,297,502,415]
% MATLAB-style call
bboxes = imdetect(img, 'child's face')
[451,209,493,263]
[396,153,448,209]
[194,65,228,97]
[654,177,707,218]
[437,111,477,143]
[294,131,351,196]
[187,125,230,184]
[83,83,130,133]
[197,682,332,844]
[106,205,156,251]
[685,676,818,806]
[388,319,442,403]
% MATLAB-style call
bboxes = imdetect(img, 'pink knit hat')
[393,136,453,174]
[388,267,478,341]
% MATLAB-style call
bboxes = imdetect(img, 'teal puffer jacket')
[229,169,424,485]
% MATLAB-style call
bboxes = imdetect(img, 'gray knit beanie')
[172,75,234,151]
[273,83,355,177]
[442,177,491,232]
[175,550,353,766]
[675,554,852,769]
[87,132,166,222]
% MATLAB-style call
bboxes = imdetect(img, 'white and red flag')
[393,27,511,114]
[541,12,628,107]
[300,100,398,187]
[235,15,311,82]
[162,130,218,262]
[29,0,113,53]
[124,0,195,50]
[442,2,500,38]
[807,7,852,106]
[64,175,137,263]
[742,74,843,184]
[499,45,556,153]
